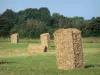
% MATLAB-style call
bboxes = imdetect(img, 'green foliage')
[86,17,100,36]
[0,7,100,38]
[0,9,17,37]
[0,16,12,37]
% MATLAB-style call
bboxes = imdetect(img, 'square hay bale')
[28,44,47,53]
[11,33,19,43]
[40,33,50,48]
[54,28,84,70]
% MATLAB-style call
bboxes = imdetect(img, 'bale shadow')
[44,46,47,52]
[0,61,16,64]
[84,64,100,68]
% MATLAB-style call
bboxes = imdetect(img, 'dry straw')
[40,33,50,48]
[11,33,19,43]
[28,44,46,53]
[28,33,50,53]
[54,28,84,70]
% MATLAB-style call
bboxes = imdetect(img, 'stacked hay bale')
[11,33,19,43]
[40,33,50,48]
[28,33,50,53]
[54,28,84,70]
[28,44,46,53]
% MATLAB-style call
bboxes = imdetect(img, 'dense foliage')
[0,7,100,38]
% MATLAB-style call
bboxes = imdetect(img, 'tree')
[88,17,100,36]
[0,16,12,37]
[39,7,51,22]
[0,7,100,38]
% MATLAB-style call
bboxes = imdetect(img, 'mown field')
[0,37,100,75]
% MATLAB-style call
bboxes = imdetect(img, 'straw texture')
[54,28,84,70]
[11,33,19,43]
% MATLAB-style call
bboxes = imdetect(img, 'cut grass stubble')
[0,38,100,75]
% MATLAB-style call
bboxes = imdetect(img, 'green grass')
[0,43,29,50]
[0,52,100,75]
[82,37,100,43]
[83,43,100,48]
[0,38,100,75]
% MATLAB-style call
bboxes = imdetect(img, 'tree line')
[0,7,100,38]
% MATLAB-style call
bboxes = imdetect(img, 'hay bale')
[11,33,19,43]
[40,33,50,48]
[28,44,47,53]
[28,33,50,53]
[54,28,84,70]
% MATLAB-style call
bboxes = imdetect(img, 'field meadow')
[0,37,100,75]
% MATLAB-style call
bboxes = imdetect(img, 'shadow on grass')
[84,64,100,68]
[0,61,15,64]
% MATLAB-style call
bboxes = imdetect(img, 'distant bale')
[28,33,50,53]
[28,44,47,53]
[54,28,84,70]
[40,33,50,48]
[11,33,19,43]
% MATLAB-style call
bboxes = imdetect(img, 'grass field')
[0,38,100,75]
